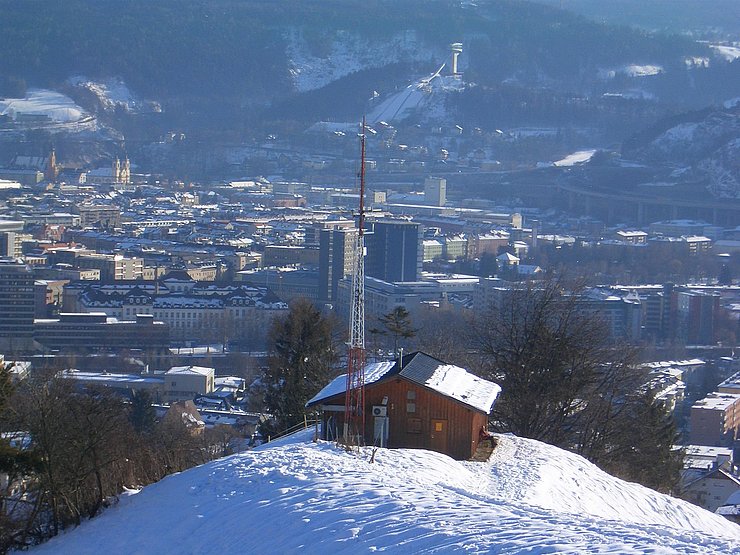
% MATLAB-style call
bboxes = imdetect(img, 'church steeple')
[121,157,131,184]
[45,148,58,182]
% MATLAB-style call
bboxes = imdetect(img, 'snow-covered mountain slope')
[67,76,161,114]
[624,108,740,198]
[33,432,740,554]
[286,29,437,93]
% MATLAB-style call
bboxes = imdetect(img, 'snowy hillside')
[286,29,437,93]
[0,90,90,124]
[624,108,740,198]
[67,76,161,114]
[33,432,740,554]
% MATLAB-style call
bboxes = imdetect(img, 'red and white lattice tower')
[344,118,367,445]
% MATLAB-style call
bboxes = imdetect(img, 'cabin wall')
[364,377,481,460]
[314,377,489,460]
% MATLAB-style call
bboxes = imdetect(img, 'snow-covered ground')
[67,76,160,113]
[0,89,88,123]
[554,149,597,167]
[367,71,463,126]
[285,29,436,93]
[598,64,663,79]
[32,432,740,554]
[710,43,740,62]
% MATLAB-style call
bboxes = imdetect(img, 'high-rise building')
[319,227,357,303]
[365,220,422,282]
[0,259,35,340]
[675,290,719,345]
[424,177,446,207]
[0,220,26,258]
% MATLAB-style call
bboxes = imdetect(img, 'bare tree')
[472,278,680,491]
[473,279,620,443]
[414,306,477,369]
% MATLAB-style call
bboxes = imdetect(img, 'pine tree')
[371,306,417,356]
[605,391,683,494]
[129,390,157,434]
[262,298,337,433]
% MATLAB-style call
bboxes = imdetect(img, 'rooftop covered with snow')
[307,351,500,414]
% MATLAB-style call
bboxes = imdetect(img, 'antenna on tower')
[343,117,368,447]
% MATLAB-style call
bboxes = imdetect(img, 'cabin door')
[373,416,389,447]
[430,419,448,453]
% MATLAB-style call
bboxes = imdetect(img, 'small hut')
[306,352,500,460]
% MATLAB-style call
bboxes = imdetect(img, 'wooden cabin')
[306,352,501,460]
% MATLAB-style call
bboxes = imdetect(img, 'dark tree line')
[0,372,239,552]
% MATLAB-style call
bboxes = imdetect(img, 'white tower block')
[450,43,463,77]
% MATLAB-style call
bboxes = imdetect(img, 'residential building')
[578,288,643,343]
[443,234,467,260]
[422,239,444,262]
[684,236,712,255]
[675,290,719,345]
[466,231,509,259]
[644,368,685,414]
[76,204,121,228]
[365,220,422,282]
[690,393,740,447]
[164,365,215,403]
[34,279,67,317]
[34,313,170,353]
[718,372,740,395]
[319,227,356,303]
[682,466,740,513]
[77,253,144,282]
[424,177,446,207]
[0,260,35,345]
[0,220,26,258]
[614,230,648,244]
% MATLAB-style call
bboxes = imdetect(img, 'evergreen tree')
[604,391,683,494]
[0,364,19,473]
[718,263,733,286]
[262,298,337,434]
[129,390,157,434]
[371,306,417,356]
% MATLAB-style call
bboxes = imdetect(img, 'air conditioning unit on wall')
[372,405,387,417]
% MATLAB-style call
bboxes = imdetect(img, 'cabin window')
[406,403,416,413]
[407,418,422,434]
[406,390,416,400]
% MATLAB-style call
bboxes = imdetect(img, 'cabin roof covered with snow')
[307,352,500,414]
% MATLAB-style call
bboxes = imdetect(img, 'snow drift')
[33,432,740,554]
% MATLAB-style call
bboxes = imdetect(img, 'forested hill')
[532,0,740,38]
[0,0,703,104]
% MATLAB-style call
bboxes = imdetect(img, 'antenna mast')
[344,118,367,446]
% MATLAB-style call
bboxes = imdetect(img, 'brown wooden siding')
[315,375,489,460]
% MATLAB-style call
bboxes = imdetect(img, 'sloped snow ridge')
[33,432,740,554]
